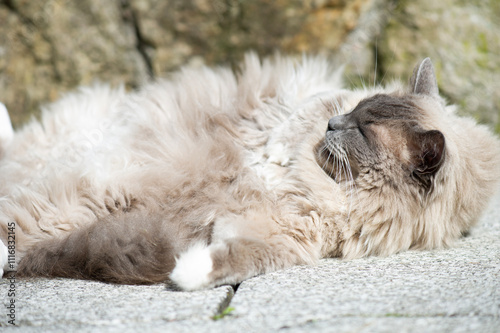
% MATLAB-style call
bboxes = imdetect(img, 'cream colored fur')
[0,54,499,290]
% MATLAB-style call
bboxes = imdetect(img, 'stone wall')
[0,0,498,131]
[378,0,500,131]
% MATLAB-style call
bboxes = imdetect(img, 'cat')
[0,54,499,290]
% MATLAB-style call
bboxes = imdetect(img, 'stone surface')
[1,278,234,331]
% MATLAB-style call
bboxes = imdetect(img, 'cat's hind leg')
[169,235,318,291]
[16,209,197,284]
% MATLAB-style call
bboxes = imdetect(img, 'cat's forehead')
[350,93,421,121]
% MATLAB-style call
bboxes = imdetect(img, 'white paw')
[266,142,290,166]
[0,240,8,277]
[0,102,14,149]
[170,243,213,291]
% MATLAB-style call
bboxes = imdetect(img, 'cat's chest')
[245,148,290,192]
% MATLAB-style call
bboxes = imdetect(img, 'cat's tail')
[16,210,193,284]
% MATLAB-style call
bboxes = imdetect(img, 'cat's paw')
[265,142,291,166]
[0,240,8,277]
[169,243,213,291]
[0,102,14,149]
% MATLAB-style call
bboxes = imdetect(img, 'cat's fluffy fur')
[0,54,499,290]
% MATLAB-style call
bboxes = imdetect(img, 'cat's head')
[317,59,500,258]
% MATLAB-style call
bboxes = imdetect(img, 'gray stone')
[1,278,233,331]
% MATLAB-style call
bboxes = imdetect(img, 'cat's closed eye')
[357,126,369,139]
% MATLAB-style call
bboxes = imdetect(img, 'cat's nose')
[327,115,347,132]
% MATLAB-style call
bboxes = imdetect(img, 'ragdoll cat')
[1,55,499,290]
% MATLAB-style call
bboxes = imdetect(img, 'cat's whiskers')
[341,147,359,221]
[320,141,343,182]
[335,156,341,181]
[326,146,336,177]
[329,154,336,180]
[334,151,343,182]
[336,153,352,220]
[319,144,333,173]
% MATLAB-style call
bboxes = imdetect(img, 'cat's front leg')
[169,236,316,291]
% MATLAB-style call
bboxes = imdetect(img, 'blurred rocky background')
[0,0,498,131]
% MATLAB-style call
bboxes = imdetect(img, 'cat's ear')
[409,58,439,97]
[409,129,446,182]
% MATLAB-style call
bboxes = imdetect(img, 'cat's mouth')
[315,140,357,183]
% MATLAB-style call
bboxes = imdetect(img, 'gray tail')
[16,210,197,284]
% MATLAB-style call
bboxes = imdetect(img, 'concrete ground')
[2,189,499,332]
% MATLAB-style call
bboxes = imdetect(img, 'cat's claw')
[169,243,213,291]
[0,102,14,149]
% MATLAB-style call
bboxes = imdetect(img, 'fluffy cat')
[0,55,499,290]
